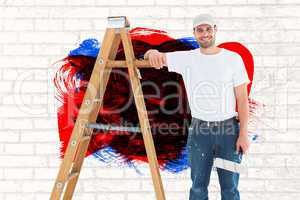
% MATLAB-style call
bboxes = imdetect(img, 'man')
[144,14,250,200]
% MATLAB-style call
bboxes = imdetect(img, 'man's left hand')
[236,134,250,154]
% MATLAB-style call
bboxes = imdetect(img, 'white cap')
[193,14,216,29]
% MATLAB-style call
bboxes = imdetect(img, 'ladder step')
[86,123,141,133]
[81,135,91,141]
[86,123,183,134]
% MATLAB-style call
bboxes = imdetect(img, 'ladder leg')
[62,129,93,200]
[50,28,121,200]
[120,29,166,200]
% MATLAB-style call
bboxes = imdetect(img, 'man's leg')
[215,118,242,200]
[189,118,214,200]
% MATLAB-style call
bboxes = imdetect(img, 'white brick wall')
[0,0,299,199]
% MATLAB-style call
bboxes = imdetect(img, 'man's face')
[193,24,217,48]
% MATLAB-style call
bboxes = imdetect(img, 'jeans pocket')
[234,120,240,136]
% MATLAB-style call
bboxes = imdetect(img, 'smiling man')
[144,14,250,200]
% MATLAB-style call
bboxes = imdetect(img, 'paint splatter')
[53,27,262,174]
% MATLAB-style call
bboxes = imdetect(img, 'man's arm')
[234,83,250,154]
[234,83,249,135]
[144,49,166,69]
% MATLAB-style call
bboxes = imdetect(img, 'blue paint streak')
[92,146,147,176]
[68,37,199,57]
[92,145,191,174]
[162,146,190,173]
[69,38,100,58]
[249,133,259,142]
[177,37,199,49]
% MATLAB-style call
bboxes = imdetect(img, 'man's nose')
[203,32,209,37]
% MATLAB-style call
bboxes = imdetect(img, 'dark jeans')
[187,116,242,200]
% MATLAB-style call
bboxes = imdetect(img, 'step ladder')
[50,16,166,200]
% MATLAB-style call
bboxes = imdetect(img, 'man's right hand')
[144,49,167,69]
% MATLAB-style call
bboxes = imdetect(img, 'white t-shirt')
[165,48,250,121]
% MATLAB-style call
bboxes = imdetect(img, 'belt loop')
[207,121,210,127]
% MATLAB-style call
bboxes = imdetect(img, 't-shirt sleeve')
[233,54,251,87]
[165,51,188,74]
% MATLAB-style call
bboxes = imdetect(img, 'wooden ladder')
[50,16,166,200]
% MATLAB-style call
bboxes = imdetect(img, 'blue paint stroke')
[69,38,100,57]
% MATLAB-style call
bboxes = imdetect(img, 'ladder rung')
[86,123,183,133]
[86,123,141,133]
[107,60,151,68]
[81,135,91,142]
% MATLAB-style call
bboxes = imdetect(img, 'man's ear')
[214,25,218,32]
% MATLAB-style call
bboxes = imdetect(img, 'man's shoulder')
[167,49,196,53]
[165,49,195,57]
[221,48,241,59]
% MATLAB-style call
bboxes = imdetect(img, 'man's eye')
[196,28,212,33]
